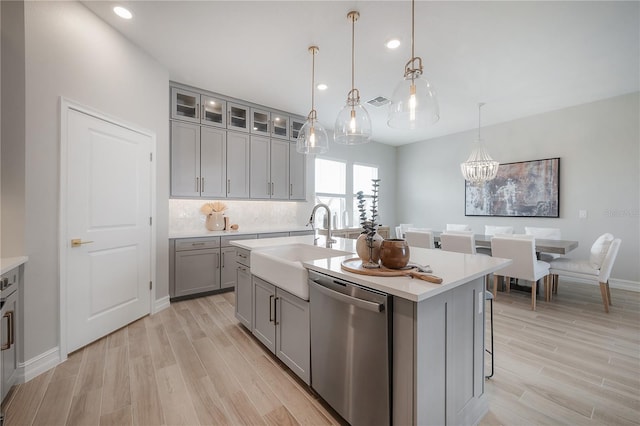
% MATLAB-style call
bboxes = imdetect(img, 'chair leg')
[485,296,494,379]
[553,274,559,294]
[599,282,610,313]
[531,279,537,311]
[544,276,550,302]
[606,281,612,305]
[492,275,498,299]
[505,276,511,293]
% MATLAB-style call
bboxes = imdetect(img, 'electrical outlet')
[579,209,588,219]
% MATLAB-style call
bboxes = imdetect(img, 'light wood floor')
[4,280,639,426]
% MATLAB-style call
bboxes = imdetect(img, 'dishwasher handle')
[311,281,384,313]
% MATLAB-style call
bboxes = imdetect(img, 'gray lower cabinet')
[252,276,310,384]
[171,237,221,297]
[234,248,252,328]
[1,266,21,402]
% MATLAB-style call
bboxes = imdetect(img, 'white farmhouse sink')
[250,243,352,300]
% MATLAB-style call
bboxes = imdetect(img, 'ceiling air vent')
[367,96,391,107]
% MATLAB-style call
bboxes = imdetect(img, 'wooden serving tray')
[341,258,443,284]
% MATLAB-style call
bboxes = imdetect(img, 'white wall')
[397,92,639,283]
[23,2,169,363]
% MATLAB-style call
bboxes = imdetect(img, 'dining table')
[432,232,579,255]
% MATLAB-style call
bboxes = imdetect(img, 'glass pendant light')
[297,46,329,154]
[460,103,499,183]
[335,11,371,145]
[388,0,439,129]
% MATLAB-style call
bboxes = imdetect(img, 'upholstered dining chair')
[524,226,562,262]
[405,230,435,249]
[440,231,477,254]
[549,235,621,313]
[491,235,551,310]
[446,223,472,232]
[485,225,514,236]
[440,230,494,377]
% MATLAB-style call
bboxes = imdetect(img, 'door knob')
[71,238,94,248]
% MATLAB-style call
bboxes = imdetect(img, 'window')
[314,158,378,229]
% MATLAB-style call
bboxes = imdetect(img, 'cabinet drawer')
[236,248,251,267]
[258,232,290,239]
[221,234,258,247]
[175,237,220,251]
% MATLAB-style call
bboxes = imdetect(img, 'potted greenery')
[355,179,383,268]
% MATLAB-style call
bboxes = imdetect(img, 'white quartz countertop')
[169,226,311,239]
[1,256,28,275]
[230,236,511,302]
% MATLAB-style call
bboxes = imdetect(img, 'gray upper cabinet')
[289,142,306,200]
[270,112,290,140]
[250,107,270,136]
[290,117,305,141]
[227,102,250,133]
[171,121,200,197]
[250,136,289,200]
[226,131,250,198]
[171,121,226,198]
[171,87,226,128]
[250,136,271,199]
[201,127,227,198]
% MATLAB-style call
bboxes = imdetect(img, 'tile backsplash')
[169,199,312,233]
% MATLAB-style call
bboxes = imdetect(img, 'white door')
[64,107,152,353]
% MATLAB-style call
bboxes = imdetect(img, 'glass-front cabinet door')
[290,117,305,141]
[251,108,270,136]
[227,102,249,132]
[171,87,200,124]
[271,113,290,140]
[201,95,226,128]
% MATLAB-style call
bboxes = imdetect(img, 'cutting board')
[341,258,443,284]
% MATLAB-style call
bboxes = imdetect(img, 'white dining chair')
[440,231,477,254]
[395,226,403,239]
[485,225,514,236]
[491,235,551,310]
[525,226,562,263]
[446,223,472,232]
[549,234,621,313]
[405,230,435,249]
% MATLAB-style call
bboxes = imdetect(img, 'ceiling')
[83,1,639,146]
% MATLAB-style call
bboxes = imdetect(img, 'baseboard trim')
[19,346,61,383]
[563,276,639,292]
[154,295,170,313]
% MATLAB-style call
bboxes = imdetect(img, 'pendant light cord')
[351,14,355,94]
[411,0,415,63]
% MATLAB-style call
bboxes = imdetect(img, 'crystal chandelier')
[334,11,371,145]
[297,46,329,154]
[387,0,439,129]
[460,103,499,183]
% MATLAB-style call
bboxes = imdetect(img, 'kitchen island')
[231,235,510,426]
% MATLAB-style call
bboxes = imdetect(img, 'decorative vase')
[379,238,411,269]
[356,232,384,266]
[205,212,225,231]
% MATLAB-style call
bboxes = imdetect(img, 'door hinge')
[150,152,153,161]
[149,217,152,226]
[149,281,153,290]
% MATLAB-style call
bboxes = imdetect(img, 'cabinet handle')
[269,295,274,323]
[221,251,225,268]
[227,179,231,194]
[201,177,205,193]
[290,183,293,197]
[267,182,270,196]
[195,177,199,193]
[1,311,13,350]
[272,182,274,196]
[274,297,279,325]
[216,253,220,269]
[191,242,205,246]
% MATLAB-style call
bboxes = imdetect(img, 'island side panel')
[393,297,416,426]
[415,291,448,425]
[448,278,488,425]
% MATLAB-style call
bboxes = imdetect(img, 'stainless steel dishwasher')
[308,270,392,426]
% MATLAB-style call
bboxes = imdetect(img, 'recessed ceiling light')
[386,39,401,49]
[317,83,328,91]
[113,6,133,20]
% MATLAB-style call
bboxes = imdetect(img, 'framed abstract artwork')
[465,157,560,217]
